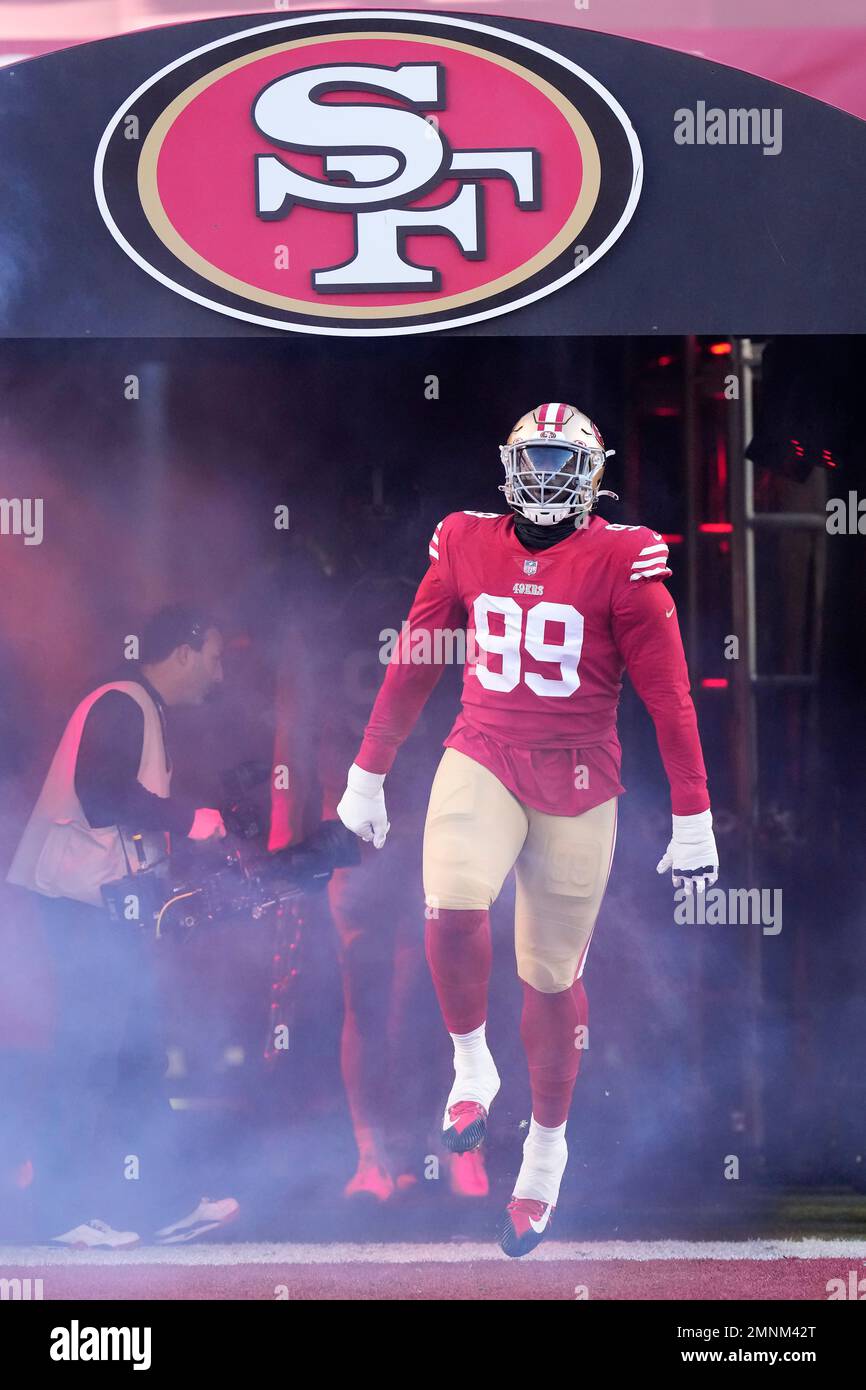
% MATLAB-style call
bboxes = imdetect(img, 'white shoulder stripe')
[631,554,669,570]
[630,565,669,581]
[638,543,669,556]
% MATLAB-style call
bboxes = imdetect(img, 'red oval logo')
[96,13,642,335]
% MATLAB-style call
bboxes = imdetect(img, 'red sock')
[520,978,589,1127]
[424,908,491,1035]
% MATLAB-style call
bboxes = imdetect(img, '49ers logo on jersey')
[95,11,642,336]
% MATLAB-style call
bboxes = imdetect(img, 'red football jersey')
[356,511,709,816]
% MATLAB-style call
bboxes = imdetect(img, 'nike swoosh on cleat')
[443,1102,485,1130]
[528,1208,552,1234]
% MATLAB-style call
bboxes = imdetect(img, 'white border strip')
[2,1239,865,1266]
[92,9,643,337]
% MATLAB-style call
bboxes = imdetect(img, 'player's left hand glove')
[657,809,718,893]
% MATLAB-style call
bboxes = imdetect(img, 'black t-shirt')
[74,676,195,836]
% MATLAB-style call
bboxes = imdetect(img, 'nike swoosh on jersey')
[666,607,675,618]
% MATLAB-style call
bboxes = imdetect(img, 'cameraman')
[6,605,237,1248]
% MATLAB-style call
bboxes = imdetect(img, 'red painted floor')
[2,1244,861,1300]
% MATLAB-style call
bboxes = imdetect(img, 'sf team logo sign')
[252,62,540,293]
[95,11,642,335]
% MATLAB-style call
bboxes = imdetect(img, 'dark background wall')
[1,334,863,1236]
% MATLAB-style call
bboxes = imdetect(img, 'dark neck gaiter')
[512,513,584,552]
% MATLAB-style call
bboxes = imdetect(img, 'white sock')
[444,1022,500,1114]
[512,1117,568,1206]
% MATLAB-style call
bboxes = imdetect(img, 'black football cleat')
[500,1197,554,1258]
[442,1100,489,1154]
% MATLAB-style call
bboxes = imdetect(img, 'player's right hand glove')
[656,809,718,894]
[337,763,390,849]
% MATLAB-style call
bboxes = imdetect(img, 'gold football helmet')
[500,402,616,525]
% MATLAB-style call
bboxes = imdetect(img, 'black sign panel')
[0,8,863,335]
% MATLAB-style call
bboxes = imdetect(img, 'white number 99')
[472,595,584,697]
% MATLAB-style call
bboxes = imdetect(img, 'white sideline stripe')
[1,1239,864,1267]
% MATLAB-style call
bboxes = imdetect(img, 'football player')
[337,403,718,1256]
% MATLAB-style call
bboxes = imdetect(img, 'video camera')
[101,760,360,937]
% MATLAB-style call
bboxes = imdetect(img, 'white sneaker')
[51,1219,140,1250]
[155,1196,239,1244]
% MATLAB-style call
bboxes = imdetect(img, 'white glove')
[337,763,390,849]
[656,809,718,894]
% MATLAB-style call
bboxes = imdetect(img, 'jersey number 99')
[472,594,585,697]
